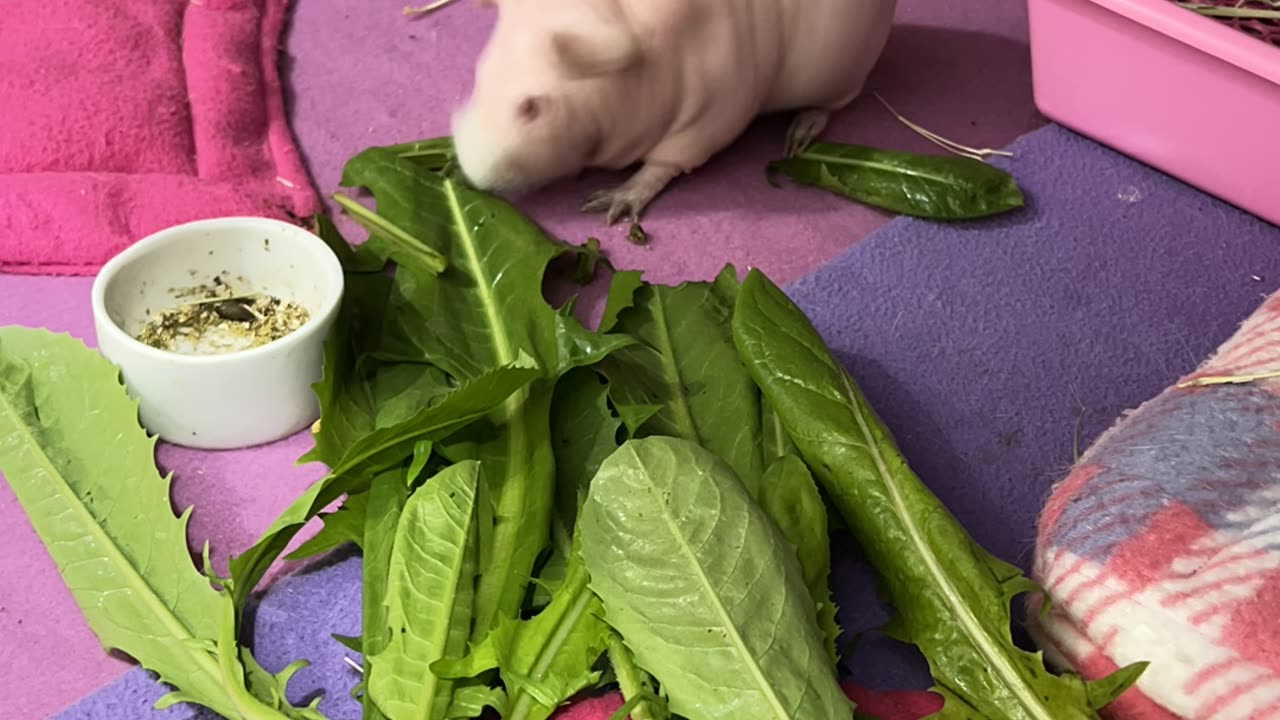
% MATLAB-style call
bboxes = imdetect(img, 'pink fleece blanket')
[0,0,320,275]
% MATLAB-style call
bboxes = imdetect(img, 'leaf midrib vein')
[638,446,792,719]
[650,295,698,440]
[412,482,476,715]
[0,383,224,700]
[443,179,530,636]
[443,183,513,368]
[801,151,955,186]
[838,372,1051,720]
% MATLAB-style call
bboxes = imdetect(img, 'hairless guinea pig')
[450,0,897,225]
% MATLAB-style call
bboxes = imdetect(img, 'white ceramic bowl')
[91,217,344,450]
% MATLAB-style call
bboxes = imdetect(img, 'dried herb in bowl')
[134,275,310,355]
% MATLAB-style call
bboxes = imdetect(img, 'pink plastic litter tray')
[1027,0,1280,228]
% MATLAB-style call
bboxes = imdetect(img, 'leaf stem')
[837,370,1062,719]
[331,192,448,274]
[507,580,598,720]
[606,633,659,720]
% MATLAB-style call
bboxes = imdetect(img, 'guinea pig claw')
[582,163,680,226]
[581,189,641,226]
[785,109,830,158]
[580,190,613,214]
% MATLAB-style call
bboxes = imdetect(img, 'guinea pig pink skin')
[451,0,622,195]
[452,0,897,220]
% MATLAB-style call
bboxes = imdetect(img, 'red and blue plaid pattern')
[1032,292,1280,719]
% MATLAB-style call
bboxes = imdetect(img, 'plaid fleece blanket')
[1033,291,1280,719]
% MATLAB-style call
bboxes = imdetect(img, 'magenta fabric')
[0,0,320,275]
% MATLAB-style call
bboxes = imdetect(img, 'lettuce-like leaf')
[759,453,841,665]
[766,142,1024,220]
[0,327,308,719]
[580,436,852,720]
[730,269,1144,719]
[599,266,764,495]
[368,461,482,720]
[359,468,412,720]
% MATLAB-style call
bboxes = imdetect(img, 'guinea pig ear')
[550,27,641,78]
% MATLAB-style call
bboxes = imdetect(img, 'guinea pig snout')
[450,109,529,193]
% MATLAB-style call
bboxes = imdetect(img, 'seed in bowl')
[134,275,311,355]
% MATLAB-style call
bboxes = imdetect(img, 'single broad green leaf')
[759,454,841,665]
[730,268,1144,720]
[285,489,369,561]
[229,360,537,609]
[362,468,411,720]
[339,147,634,640]
[0,327,300,720]
[606,633,670,720]
[434,543,611,720]
[766,142,1024,220]
[549,366,622,532]
[368,461,482,720]
[579,436,852,720]
[599,270,646,333]
[599,265,765,496]
[446,684,508,719]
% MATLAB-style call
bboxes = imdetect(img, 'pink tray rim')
[1080,0,1280,85]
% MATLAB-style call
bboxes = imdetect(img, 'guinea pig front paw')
[580,163,681,226]
[581,186,647,226]
[784,109,830,158]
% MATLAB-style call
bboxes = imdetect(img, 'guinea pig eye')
[516,96,542,123]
